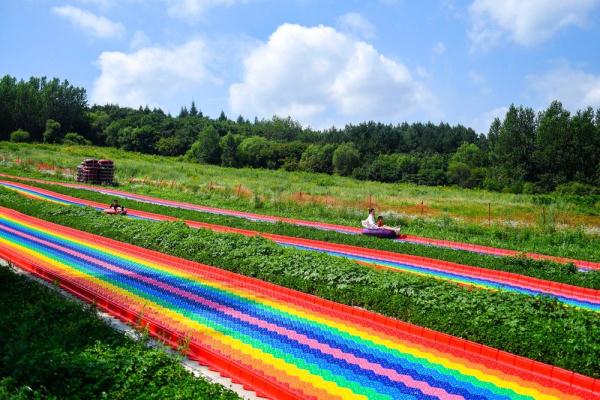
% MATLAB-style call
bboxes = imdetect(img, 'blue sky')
[2,0,600,133]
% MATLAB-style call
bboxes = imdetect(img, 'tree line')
[1,75,599,194]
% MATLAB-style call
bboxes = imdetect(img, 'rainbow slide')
[1,179,598,313]
[0,206,598,399]
[1,173,598,271]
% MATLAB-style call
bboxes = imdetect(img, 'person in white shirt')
[362,208,378,229]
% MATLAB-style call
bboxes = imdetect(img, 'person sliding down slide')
[362,208,378,229]
[376,215,401,236]
[104,199,127,215]
[361,208,400,237]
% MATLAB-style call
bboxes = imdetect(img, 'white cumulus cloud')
[91,39,219,109]
[337,12,376,39]
[527,63,600,110]
[53,5,125,39]
[167,0,247,18]
[229,23,435,127]
[468,0,599,50]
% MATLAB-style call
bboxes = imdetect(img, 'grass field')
[1,142,599,261]
[3,178,598,289]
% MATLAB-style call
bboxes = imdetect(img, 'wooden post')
[369,194,372,208]
[420,200,424,215]
[299,191,303,201]
[542,207,546,225]
[236,184,241,197]
[488,202,491,227]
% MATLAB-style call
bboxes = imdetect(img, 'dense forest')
[1,74,599,194]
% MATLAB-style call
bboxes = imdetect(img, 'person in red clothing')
[376,215,401,236]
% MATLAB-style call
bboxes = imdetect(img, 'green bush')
[186,126,221,164]
[332,142,360,176]
[0,267,239,399]
[155,136,188,156]
[555,181,600,196]
[43,119,63,144]
[9,129,31,143]
[447,143,487,188]
[63,132,91,145]
[299,144,336,173]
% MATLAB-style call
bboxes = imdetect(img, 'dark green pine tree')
[190,101,198,117]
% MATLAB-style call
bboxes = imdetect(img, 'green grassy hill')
[1,142,599,260]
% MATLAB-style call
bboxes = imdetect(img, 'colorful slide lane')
[0,206,598,399]
[1,180,598,313]
[1,173,598,271]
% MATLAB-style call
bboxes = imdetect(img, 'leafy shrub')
[522,182,544,194]
[186,126,221,164]
[332,142,360,176]
[43,119,62,144]
[9,129,31,143]
[236,136,274,167]
[0,267,239,399]
[299,144,336,173]
[155,136,188,156]
[555,181,600,196]
[63,132,91,145]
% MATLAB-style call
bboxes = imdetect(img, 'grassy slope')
[1,190,598,378]
[0,266,239,400]
[0,142,599,261]
[5,179,599,289]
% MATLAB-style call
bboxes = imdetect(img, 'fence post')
[236,184,241,197]
[542,207,546,225]
[420,200,424,215]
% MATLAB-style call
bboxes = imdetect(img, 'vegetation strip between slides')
[1,172,597,271]
[1,179,598,313]
[0,267,241,400]
[0,205,598,399]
